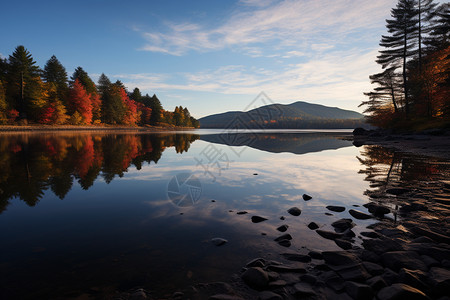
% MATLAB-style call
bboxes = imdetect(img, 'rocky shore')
[105,129,450,300]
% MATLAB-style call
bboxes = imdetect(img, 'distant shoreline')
[0,125,196,133]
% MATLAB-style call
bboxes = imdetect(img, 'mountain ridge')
[199,100,365,129]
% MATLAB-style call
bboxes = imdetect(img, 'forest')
[360,0,449,130]
[0,46,199,128]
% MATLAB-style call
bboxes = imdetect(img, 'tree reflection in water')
[0,133,199,213]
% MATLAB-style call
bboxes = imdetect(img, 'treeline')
[0,46,200,127]
[0,133,199,212]
[360,0,449,129]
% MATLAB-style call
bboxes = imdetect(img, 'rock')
[322,270,345,292]
[274,234,292,242]
[398,268,428,290]
[353,127,369,135]
[407,243,450,261]
[251,216,268,223]
[277,240,291,247]
[300,274,317,285]
[210,294,245,300]
[410,226,450,244]
[345,281,374,300]
[287,207,301,216]
[236,211,248,215]
[364,203,391,215]
[326,205,346,212]
[361,231,380,238]
[331,218,355,231]
[172,291,184,299]
[429,267,450,296]
[211,238,228,246]
[276,225,289,232]
[308,250,323,260]
[279,216,285,220]
[386,188,410,196]
[268,280,287,289]
[349,209,372,220]
[367,276,387,291]
[322,251,360,266]
[325,212,333,216]
[335,239,353,250]
[246,258,266,268]
[363,237,404,254]
[308,222,319,230]
[331,263,370,282]
[258,291,283,300]
[281,253,311,263]
[361,250,380,263]
[130,288,147,300]
[302,194,312,201]
[316,229,343,240]
[292,282,316,297]
[362,261,384,275]
[420,255,439,268]
[211,199,216,202]
[267,265,306,273]
[381,251,428,272]
[382,268,399,286]
[241,267,269,290]
[377,283,429,300]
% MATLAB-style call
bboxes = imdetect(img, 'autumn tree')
[71,67,101,123]
[0,81,7,124]
[43,55,69,104]
[69,79,92,124]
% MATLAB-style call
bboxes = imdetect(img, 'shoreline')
[0,125,197,133]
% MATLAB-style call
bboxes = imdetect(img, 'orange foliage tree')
[69,79,92,124]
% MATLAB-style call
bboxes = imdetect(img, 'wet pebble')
[302,194,312,201]
[307,222,319,230]
[276,225,289,232]
[326,205,345,212]
[287,207,301,216]
[251,216,268,223]
[211,238,228,246]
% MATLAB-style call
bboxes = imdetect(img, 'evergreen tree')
[417,0,438,69]
[43,55,69,102]
[377,0,419,116]
[425,3,450,51]
[130,87,142,103]
[6,45,42,119]
[99,74,126,124]
[148,94,162,125]
[71,67,97,95]
[0,81,7,124]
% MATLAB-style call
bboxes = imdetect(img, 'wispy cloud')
[137,0,392,57]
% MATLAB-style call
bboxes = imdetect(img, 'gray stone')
[211,238,228,246]
[322,251,360,266]
[322,270,345,292]
[420,255,439,268]
[307,222,319,230]
[361,231,380,238]
[276,225,288,232]
[345,281,374,300]
[381,251,428,272]
[287,207,301,216]
[317,229,343,240]
[293,282,316,297]
[382,268,399,286]
[258,291,283,300]
[300,274,317,285]
[429,267,450,296]
[268,280,287,289]
[364,202,390,215]
[303,194,312,201]
[241,267,269,290]
[281,253,311,262]
[335,238,353,250]
[331,218,355,231]
[361,249,380,263]
[331,264,370,282]
[308,250,323,260]
[377,283,429,300]
[246,258,266,268]
[362,261,384,275]
[399,268,428,290]
[367,275,387,291]
[236,211,248,215]
[130,288,147,300]
[407,243,450,261]
[274,234,292,242]
[267,265,306,273]
[363,237,404,254]
[349,209,372,220]
[251,216,268,223]
[210,294,245,300]
[327,205,346,212]
[277,240,291,247]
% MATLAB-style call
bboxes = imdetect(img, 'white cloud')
[137,0,393,57]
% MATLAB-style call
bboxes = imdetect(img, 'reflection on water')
[0,133,199,212]
[2,131,446,299]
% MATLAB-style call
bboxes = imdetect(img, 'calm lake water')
[0,129,448,299]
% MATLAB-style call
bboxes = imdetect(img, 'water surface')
[1,130,446,298]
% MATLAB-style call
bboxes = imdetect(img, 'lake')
[0,129,448,299]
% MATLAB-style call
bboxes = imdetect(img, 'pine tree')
[425,3,450,51]
[130,87,142,103]
[377,0,419,117]
[43,55,69,103]
[6,45,42,120]
[417,0,438,69]
[99,75,126,124]
[148,94,162,125]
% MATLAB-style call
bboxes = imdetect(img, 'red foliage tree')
[119,88,138,126]
[69,79,92,124]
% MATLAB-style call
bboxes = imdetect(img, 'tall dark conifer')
[43,55,69,103]
[377,0,419,117]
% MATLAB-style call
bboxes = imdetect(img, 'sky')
[0,0,410,118]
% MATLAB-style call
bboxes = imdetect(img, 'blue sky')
[1,0,406,118]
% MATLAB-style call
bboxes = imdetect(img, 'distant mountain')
[199,101,365,129]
